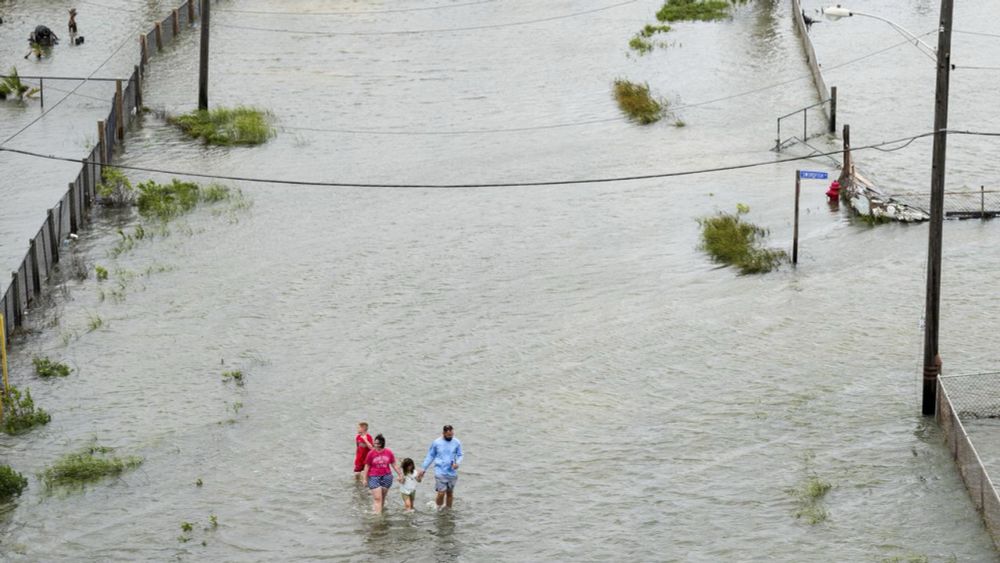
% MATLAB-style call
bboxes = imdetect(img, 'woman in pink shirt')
[362,434,403,514]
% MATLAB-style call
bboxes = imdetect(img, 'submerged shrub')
[1,386,52,435]
[629,35,654,55]
[41,447,143,487]
[698,206,787,274]
[33,357,72,378]
[222,370,244,386]
[136,179,200,220]
[0,465,28,500]
[169,106,274,146]
[657,0,733,22]
[0,67,38,101]
[97,167,136,207]
[792,476,832,524]
[612,79,666,124]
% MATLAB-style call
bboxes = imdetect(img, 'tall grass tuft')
[657,0,734,22]
[0,67,38,101]
[699,206,787,274]
[1,386,51,435]
[33,357,72,378]
[169,106,274,146]
[613,79,666,124]
[0,465,28,500]
[41,446,143,487]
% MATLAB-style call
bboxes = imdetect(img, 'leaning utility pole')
[198,0,210,110]
[922,0,954,416]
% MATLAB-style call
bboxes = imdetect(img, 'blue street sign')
[799,170,829,180]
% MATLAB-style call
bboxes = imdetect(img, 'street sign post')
[794,170,831,264]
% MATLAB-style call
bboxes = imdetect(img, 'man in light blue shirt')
[416,424,463,510]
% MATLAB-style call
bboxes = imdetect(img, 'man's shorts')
[435,474,458,493]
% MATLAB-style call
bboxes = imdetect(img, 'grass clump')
[97,167,136,207]
[40,446,143,487]
[222,370,244,386]
[33,357,72,378]
[791,476,832,524]
[629,35,654,55]
[2,386,52,435]
[613,79,666,124]
[698,205,787,274]
[640,23,672,37]
[169,106,274,146]
[137,179,200,220]
[0,465,29,500]
[657,0,733,22]
[95,265,109,281]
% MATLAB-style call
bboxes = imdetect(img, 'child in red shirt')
[354,422,374,480]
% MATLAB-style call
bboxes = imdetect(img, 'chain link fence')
[938,375,1000,551]
[891,188,1000,220]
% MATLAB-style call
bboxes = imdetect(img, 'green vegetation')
[181,521,194,533]
[40,446,142,487]
[33,357,72,378]
[97,168,136,207]
[169,106,274,146]
[95,265,109,281]
[222,370,244,386]
[792,476,832,524]
[87,314,104,332]
[880,556,931,563]
[640,23,673,37]
[657,0,733,22]
[628,36,654,55]
[195,478,203,487]
[0,465,29,500]
[136,179,200,220]
[0,67,39,101]
[613,79,667,124]
[698,205,787,274]
[2,386,52,435]
[208,514,218,529]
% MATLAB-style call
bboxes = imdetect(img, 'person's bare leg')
[404,495,413,511]
[435,491,445,510]
[372,487,384,514]
[445,490,454,508]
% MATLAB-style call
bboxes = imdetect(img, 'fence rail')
[938,375,1000,551]
[1,0,205,341]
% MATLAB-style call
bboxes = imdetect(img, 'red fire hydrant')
[825,180,841,200]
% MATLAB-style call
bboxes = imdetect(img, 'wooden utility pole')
[922,0,954,416]
[198,0,210,110]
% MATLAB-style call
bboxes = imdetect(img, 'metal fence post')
[829,86,837,133]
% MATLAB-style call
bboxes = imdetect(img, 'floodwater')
[2,0,1000,560]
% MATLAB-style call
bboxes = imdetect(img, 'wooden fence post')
[134,65,143,109]
[29,238,41,296]
[140,34,148,66]
[46,208,59,266]
[10,273,20,329]
[69,183,78,234]
[188,0,196,22]
[97,121,106,165]
[155,22,163,51]
[173,9,180,36]
[829,86,837,134]
[115,80,125,141]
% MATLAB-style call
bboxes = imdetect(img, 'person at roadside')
[362,434,403,514]
[68,9,78,37]
[354,421,374,481]
[416,425,463,510]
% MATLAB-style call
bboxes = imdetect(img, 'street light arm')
[823,6,938,61]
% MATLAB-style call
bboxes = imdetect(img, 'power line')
[954,29,1000,39]
[7,130,994,189]
[215,0,639,36]
[216,0,498,16]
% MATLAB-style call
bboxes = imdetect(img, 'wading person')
[416,425,463,510]
[362,434,402,514]
[353,421,374,481]
[68,9,78,38]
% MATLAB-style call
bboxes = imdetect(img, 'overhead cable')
[8,130,997,189]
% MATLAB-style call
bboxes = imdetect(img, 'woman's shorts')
[367,474,393,490]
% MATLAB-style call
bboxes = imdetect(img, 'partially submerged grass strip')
[41,447,143,487]
[613,79,666,124]
[169,106,274,146]
[0,465,28,500]
[657,0,734,22]
[629,24,672,54]
[33,357,72,378]
[699,206,787,274]
[1,386,51,435]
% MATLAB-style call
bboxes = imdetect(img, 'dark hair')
[373,434,385,447]
[401,458,415,474]
[443,425,453,433]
